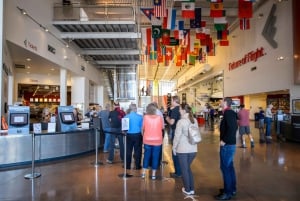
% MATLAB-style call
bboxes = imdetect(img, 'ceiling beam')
[61,32,141,39]
[95,60,141,65]
[81,49,139,55]
[53,20,135,25]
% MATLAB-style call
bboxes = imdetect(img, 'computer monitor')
[9,113,28,126]
[60,112,75,124]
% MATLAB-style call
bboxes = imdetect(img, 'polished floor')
[1,121,300,201]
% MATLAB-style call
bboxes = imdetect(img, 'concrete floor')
[1,121,300,201]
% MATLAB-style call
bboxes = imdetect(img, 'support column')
[8,75,14,106]
[293,0,300,84]
[0,0,3,117]
[60,68,67,106]
[71,76,89,115]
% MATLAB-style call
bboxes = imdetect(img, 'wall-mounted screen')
[10,113,28,126]
[60,112,75,124]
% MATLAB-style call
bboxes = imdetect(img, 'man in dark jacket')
[215,97,238,200]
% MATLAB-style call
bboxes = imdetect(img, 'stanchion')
[24,133,41,179]
[160,131,171,182]
[91,128,103,166]
[118,131,133,179]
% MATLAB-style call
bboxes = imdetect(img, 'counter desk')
[280,121,300,142]
[0,128,102,169]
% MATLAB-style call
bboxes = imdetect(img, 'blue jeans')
[265,117,272,137]
[142,144,162,170]
[170,128,181,176]
[220,145,236,196]
[177,152,196,192]
[103,128,111,152]
[108,127,124,162]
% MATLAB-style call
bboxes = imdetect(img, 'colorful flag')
[190,8,201,28]
[140,8,154,21]
[167,8,177,30]
[152,25,162,38]
[188,54,196,65]
[165,47,173,61]
[141,27,152,46]
[238,0,253,18]
[210,10,226,17]
[240,18,250,30]
[182,2,195,19]
[175,20,185,30]
[219,40,229,46]
[154,0,167,17]
[161,29,170,45]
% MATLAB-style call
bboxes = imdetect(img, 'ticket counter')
[0,128,97,168]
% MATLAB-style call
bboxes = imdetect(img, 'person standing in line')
[124,103,143,170]
[165,95,181,178]
[258,107,265,143]
[99,103,111,153]
[141,103,164,180]
[238,104,254,148]
[173,104,198,196]
[215,97,238,200]
[265,103,273,144]
[106,102,125,164]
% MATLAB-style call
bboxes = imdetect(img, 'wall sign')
[228,47,266,71]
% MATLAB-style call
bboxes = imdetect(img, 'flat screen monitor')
[10,113,29,126]
[60,112,75,124]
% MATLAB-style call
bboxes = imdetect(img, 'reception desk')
[0,128,100,168]
[280,121,300,142]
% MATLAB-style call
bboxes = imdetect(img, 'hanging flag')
[154,0,167,17]
[219,40,229,46]
[190,8,201,28]
[238,0,253,18]
[140,8,154,21]
[152,25,162,38]
[141,27,152,46]
[167,8,177,30]
[188,54,196,65]
[217,30,228,40]
[240,18,250,30]
[150,51,157,60]
[175,20,185,30]
[182,2,195,19]
[165,47,173,61]
[161,29,170,45]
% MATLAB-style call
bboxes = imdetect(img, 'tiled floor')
[1,122,300,201]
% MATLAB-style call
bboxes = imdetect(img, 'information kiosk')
[8,106,30,134]
[57,106,77,132]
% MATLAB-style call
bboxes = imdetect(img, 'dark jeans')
[126,134,143,169]
[108,127,124,162]
[220,145,236,196]
[265,117,272,137]
[170,128,181,176]
[177,152,196,192]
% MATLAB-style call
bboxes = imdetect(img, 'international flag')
[150,51,157,60]
[167,8,177,30]
[175,20,185,30]
[219,40,229,46]
[238,0,253,18]
[190,8,201,28]
[141,27,152,46]
[182,2,195,19]
[240,18,250,30]
[165,47,173,61]
[154,0,167,17]
[188,54,196,65]
[217,30,228,40]
[140,8,154,21]
[161,29,171,45]
[152,25,162,38]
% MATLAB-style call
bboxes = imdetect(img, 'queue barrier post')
[118,131,133,179]
[91,117,103,167]
[24,132,41,179]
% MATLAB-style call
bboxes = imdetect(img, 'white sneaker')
[182,187,194,195]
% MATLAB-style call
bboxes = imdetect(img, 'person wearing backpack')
[172,104,198,196]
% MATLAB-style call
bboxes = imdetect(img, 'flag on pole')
[140,8,154,21]
[240,18,250,30]
[167,8,177,30]
[182,3,195,19]
[154,0,167,17]
[238,0,253,18]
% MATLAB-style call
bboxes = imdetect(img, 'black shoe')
[215,193,231,200]
[170,172,181,178]
[219,189,236,196]
[135,166,142,170]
